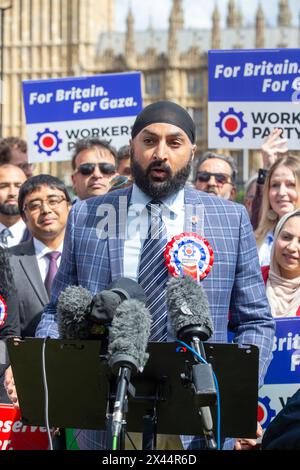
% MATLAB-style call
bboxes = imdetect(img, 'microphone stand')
[191,336,217,450]
[110,365,136,450]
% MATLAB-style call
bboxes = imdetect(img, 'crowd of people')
[0,101,299,450]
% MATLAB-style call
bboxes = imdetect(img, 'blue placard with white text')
[22,72,143,162]
[258,318,300,431]
[208,48,300,149]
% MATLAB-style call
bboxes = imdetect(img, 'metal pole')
[0,5,12,136]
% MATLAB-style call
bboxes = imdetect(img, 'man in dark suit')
[2,174,71,338]
[2,173,71,420]
[2,175,71,450]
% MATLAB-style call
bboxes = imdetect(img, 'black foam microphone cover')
[167,275,214,343]
[108,299,151,374]
[57,285,94,339]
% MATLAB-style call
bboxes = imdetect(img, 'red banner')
[0,404,48,450]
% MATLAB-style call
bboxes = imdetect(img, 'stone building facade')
[1,0,299,182]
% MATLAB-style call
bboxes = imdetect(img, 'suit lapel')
[184,187,205,235]
[18,239,49,305]
[183,188,216,293]
[108,186,133,281]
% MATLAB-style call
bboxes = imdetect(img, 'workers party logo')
[34,128,62,156]
[164,232,214,283]
[0,295,7,327]
[215,107,247,142]
[257,396,276,429]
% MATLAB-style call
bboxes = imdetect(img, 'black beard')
[131,157,192,200]
[0,202,20,216]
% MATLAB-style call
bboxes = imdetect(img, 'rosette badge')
[164,233,214,283]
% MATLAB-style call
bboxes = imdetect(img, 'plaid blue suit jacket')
[36,186,275,449]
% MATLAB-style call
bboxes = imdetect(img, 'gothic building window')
[145,73,161,96]
[187,108,204,139]
[187,72,203,96]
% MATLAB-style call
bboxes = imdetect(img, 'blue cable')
[177,339,221,450]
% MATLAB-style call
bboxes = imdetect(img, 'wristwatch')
[257,168,268,185]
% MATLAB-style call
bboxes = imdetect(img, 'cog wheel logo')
[34,128,62,156]
[257,396,276,429]
[215,107,247,142]
[183,244,196,258]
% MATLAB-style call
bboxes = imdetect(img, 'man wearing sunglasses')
[71,138,118,200]
[194,152,237,201]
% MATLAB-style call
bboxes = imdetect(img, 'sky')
[115,0,300,31]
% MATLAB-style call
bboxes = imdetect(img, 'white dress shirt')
[123,184,185,280]
[0,219,27,247]
[33,237,63,282]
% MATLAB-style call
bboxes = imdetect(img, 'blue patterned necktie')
[0,228,12,247]
[138,200,168,342]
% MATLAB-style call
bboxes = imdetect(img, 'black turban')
[131,101,196,144]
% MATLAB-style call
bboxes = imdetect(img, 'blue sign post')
[22,72,143,162]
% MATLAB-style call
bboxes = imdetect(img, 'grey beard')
[0,202,20,216]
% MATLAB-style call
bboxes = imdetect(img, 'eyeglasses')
[23,195,67,213]
[197,171,232,186]
[75,162,116,176]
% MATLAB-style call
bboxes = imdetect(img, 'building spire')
[278,0,292,27]
[255,2,265,48]
[226,0,238,28]
[125,6,136,68]
[168,0,183,66]
[169,0,184,31]
[211,3,221,49]
[236,6,243,28]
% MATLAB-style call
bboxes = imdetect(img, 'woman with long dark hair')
[0,247,19,404]
[0,247,19,337]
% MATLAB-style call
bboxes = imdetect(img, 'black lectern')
[7,338,259,448]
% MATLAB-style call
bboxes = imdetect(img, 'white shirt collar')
[33,237,64,260]
[0,218,26,239]
[129,183,184,217]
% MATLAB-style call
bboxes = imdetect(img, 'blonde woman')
[255,155,300,266]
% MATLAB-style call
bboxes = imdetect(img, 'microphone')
[57,285,95,339]
[108,295,151,441]
[167,275,214,342]
[167,275,217,450]
[57,278,147,340]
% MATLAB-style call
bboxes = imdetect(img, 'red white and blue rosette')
[0,295,7,327]
[164,232,214,282]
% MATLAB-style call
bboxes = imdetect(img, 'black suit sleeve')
[0,247,21,338]
[0,290,21,338]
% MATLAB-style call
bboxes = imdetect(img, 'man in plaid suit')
[35,101,275,450]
